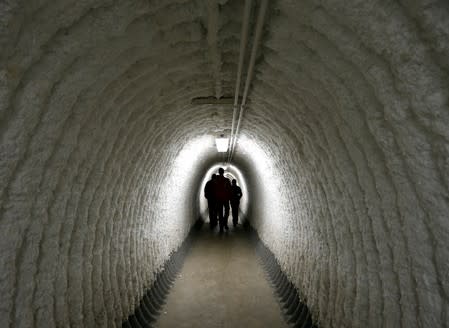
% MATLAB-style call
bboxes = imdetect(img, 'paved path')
[155,225,288,328]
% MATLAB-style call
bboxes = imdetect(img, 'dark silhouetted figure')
[214,167,231,233]
[204,174,218,228]
[230,179,242,227]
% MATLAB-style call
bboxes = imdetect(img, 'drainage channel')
[253,230,319,328]
[122,232,193,328]
[123,223,318,328]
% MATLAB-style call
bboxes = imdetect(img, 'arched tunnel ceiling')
[1,0,449,327]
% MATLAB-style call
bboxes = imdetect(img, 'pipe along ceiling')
[1,0,448,327]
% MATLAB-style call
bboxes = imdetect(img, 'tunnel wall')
[0,2,229,327]
[235,1,449,327]
[0,0,448,328]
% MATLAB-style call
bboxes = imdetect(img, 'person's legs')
[215,207,219,227]
[231,201,239,226]
[223,202,230,230]
[217,202,225,232]
[208,200,216,227]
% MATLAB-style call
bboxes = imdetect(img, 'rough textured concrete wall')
[0,0,448,328]
[0,1,236,327]
[239,1,449,327]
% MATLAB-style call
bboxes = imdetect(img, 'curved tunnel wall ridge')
[0,0,448,327]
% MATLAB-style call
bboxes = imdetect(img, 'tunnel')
[0,0,448,327]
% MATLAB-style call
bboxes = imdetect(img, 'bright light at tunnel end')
[199,164,249,221]
[215,137,229,152]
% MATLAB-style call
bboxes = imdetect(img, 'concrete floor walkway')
[155,224,288,328]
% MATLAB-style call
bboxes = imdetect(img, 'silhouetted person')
[214,167,231,232]
[204,174,218,228]
[230,179,242,227]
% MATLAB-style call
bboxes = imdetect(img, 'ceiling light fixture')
[215,135,229,152]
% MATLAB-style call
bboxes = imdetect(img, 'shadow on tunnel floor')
[193,213,251,233]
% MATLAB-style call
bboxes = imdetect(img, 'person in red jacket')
[214,167,231,233]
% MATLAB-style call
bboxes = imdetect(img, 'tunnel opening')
[197,163,250,226]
